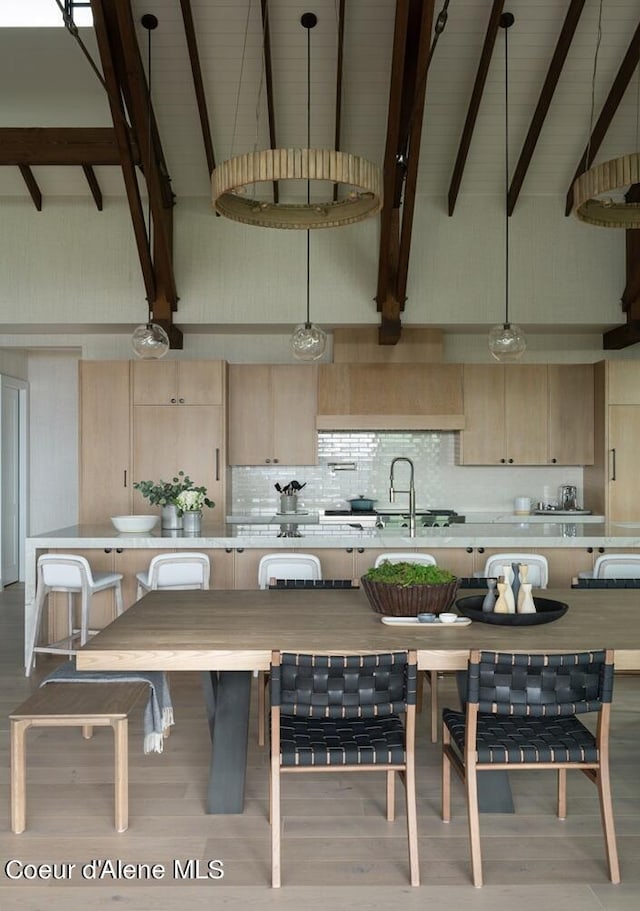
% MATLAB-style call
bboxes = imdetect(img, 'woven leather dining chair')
[269,650,419,888]
[442,648,619,887]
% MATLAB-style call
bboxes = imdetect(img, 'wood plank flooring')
[1,583,639,909]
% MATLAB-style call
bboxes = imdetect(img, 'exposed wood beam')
[82,164,103,210]
[90,0,156,306]
[180,0,216,176]
[565,19,640,216]
[395,0,436,316]
[623,184,640,320]
[376,0,436,345]
[110,0,178,313]
[333,0,345,203]
[603,321,640,349]
[0,127,138,166]
[507,0,585,215]
[448,0,505,216]
[376,0,412,343]
[18,165,42,211]
[261,0,278,203]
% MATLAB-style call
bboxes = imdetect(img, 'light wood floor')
[1,583,639,910]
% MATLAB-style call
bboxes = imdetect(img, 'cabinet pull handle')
[466,547,473,554]
[357,547,364,553]
[170,397,177,404]
[609,448,616,481]
[273,458,279,463]
[265,458,271,464]
[215,448,220,481]
[477,547,485,554]
[236,547,244,554]
[116,548,123,554]
[123,469,127,487]
[346,548,353,554]
[587,547,593,554]
[104,548,112,554]
[179,398,185,404]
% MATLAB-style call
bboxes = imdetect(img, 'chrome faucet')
[389,457,416,538]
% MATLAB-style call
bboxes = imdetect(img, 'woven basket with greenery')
[361,562,460,617]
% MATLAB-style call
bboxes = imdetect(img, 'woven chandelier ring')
[212,148,383,229]
[572,153,640,228]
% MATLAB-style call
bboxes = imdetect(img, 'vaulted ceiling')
[1,0,639,348]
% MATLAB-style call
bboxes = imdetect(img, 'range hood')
[316,364,465,431]
[316,414,465,430]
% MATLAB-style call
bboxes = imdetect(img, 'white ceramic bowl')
[111,515,159,533]
[439,612,458,624]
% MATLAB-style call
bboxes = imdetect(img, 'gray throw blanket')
[40,660,174,754]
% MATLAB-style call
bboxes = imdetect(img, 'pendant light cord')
[305,14,313,327]
[504,19,510,328]
[144,15,157,322]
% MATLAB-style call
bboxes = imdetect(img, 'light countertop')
[25,520,640,549]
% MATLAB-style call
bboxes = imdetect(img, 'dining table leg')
[455,671,514,813]
[201,670,252,813]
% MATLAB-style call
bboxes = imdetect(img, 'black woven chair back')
[272,652,417,719]
[268,578,359,589]
[467,650,614,718]
[572,577,640,589]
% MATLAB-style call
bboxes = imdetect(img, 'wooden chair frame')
[269,650,419,888]
[441,648,620,887]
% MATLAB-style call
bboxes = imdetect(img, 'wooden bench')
[10,682,148,834]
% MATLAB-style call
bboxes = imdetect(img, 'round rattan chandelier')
[571,0,640,229]
[211,11,382,230]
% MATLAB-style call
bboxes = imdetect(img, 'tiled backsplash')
[230,432,584,515]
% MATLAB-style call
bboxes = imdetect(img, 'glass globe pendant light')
[488,13,526,363]
[131,13,170,360]
[290,229,327,361]
[131,320,170,358]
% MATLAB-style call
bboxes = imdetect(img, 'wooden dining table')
[77,586,640,814]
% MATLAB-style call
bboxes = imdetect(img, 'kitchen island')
[23,519,640,672]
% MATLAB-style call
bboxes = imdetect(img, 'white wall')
[27,351,79,535]
[0,193,626,336]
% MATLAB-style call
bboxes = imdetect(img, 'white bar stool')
[26,555,124,677]
[135,553,210,599]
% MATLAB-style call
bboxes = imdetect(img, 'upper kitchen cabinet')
[547,364,594,465]
[79,361,131,522]
[584,360,640,520]
[132,404,225,515]
[131,360,224,406]
[460,364,593,466]
[228,364,318,465]
[316,364,464,430]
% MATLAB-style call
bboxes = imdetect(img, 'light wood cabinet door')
[79,361,131,522]
[608,405,640,521]
[607,361,640,405]
[462,365,548,465]
[228,364,317,465]
[132,405,225,518]
[132,360,224,405]
[460,365,506,464]
[547,364,594,465]
[504,365,548,464]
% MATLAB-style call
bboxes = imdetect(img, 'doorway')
[1,375,28,587]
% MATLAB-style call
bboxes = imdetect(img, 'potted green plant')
[361,561,459,616]
[133,471,213,529]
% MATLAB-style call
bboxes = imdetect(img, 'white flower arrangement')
[176,489,208,512]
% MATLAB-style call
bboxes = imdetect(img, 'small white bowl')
[111,515,159,533]
[439,612,458,624]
